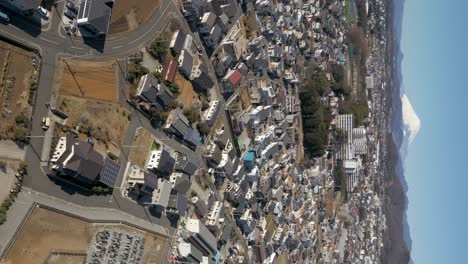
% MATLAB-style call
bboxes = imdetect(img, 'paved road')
[0,0,180,231]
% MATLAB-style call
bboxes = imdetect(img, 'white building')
[202,100,220,126]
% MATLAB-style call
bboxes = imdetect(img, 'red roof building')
[162,58,177,83]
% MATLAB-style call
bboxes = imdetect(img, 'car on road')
[37,6,49,19]
[64,9,76,19]
[42,117,50,130]
[0,12,10,24]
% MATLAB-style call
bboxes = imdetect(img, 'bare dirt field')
[128,127,154,168]
[57,96,130,152]
[0,41,37,140]
[60,60,118,102]
[174,72,197,108]
[4,207,93,264]
[4,207,168,264]
[109,0,162,36]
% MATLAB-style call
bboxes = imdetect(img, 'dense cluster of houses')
[47,0,389,262]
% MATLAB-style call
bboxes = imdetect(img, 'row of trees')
[0,162,27,224]
[300,72,332,158]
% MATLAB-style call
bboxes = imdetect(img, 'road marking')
[112,45,123,49]
[71,46,83,49]
[39,37,59,44]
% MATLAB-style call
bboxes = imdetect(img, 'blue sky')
[402,0,468,263]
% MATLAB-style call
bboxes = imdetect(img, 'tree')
[148,38,168,61]
[15,113,28,126]
[14,127,29,145]
[19,161,28,173]
[197,122,211,136]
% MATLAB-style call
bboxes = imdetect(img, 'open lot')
[56,96,130,154]
[3,207,168,264]
[174,72,197,108]
[60,60,118,102]
[128,127,154,168]
[0,41,37,140]
[109,0,162,36]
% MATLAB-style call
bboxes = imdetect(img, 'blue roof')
[244,151,255,161]
[184,127,201,146]
[214,250,221,262]
[339,54,346,62]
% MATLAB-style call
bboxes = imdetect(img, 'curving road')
[0,0,181,234]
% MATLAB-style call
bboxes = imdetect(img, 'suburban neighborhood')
[0,0,393,263]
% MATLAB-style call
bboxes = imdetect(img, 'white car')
[37,6,49,19]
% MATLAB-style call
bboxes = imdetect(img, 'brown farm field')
[109,0,162,36]
[0,41,37,140]
[60,60,118,102]
[57,96,130,151]
[4,207,168,264]
[128,127,154,168]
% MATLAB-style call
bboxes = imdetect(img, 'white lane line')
[128,2,174,45]
[112,45,123,49]
[71,46,83,49]
[39,37,59,44]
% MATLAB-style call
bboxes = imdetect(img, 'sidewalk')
[0,187,170,259]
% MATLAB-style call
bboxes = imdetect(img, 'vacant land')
[57,96,130,153]
[128,127,154,167]
[0,41,37,140]
[4,207,168,264]
[109,0,161,36]
[4,207,93,264]
[174,72,197,108]
[61,60,118,102]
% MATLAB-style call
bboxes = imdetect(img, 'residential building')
[186,219,218,255]
[202,100,220,126]
[1,0,41,14]
[50,134,104,186]
[167,192,188,216]
[190,64,214,90]
[175,154,198,175]
[152,179,172,207]
[221,69,243,94]
[136,74,174,111]
[127,164,158,196]
[164,107,191,138]
[178,50,195,78]
[203,25,223,48]
[77,0,114,36]
[146,149,175,177]
[178,242,204,263]
[199,12,217,34]
[170,172,191,194]
[170,30,186,55]
[206,201,225,235]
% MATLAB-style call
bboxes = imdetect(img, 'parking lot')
[87,227,145,264]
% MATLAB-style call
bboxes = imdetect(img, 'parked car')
[0,12,10,24]
[66,2,78,13]
[64,9,76,19]
[42,117,50,130]
[37,6,49,19]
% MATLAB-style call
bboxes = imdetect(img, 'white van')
[0,12,10,24]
